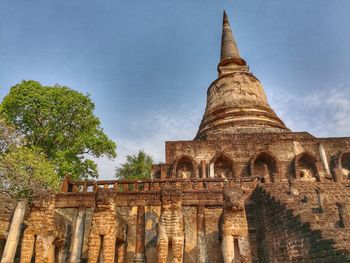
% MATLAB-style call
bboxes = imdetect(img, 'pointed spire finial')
[218,10,247,76]
[220,10,241,61]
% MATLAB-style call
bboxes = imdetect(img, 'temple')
[196,11,289,139]
[1,11,350,263]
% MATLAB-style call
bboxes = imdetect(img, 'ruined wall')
[2,132,350,262]
[56,206,225,262]
[4,181,350,262]
[251,182,350,262]
[165,133,350,180]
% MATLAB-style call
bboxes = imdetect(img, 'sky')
[1,0,350,180]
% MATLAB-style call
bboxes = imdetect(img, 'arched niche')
[209,153,234,178]
[294,152,321,182]
[172,155,198,179]
[340,152,350,179]
[250,151,280,183]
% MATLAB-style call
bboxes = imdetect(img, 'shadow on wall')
[251,185,350,262]
[205,231,224,263]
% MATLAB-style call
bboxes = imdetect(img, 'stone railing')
[61,176,258,194]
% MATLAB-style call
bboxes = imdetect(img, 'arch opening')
[296,153,319,182]
[212,155,233,178]
[175,156,195,179]
[253,153,279,183]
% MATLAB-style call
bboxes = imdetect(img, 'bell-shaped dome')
[195,11,289,140]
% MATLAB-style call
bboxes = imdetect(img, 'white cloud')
[270,84,350,137]
[92,156,118,180]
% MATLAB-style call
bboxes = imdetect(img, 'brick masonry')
[1,11,350,263]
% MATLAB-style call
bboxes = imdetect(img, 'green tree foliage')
[0,117,23,154]
[116,150,154,180]
[0,116,57,199]
[0,80,116,179]
[0,147,59,199]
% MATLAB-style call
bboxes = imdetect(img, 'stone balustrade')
[61,176,258,194]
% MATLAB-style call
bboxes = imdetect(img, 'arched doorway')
[174,156,196,179]
[210,154,234,178]
[340,152,350,179]
[251,152,280,183]
[295,152,320,182]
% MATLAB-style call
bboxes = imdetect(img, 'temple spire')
[195,11,289,140]
[220,10,240,61]
[218,11,248,76]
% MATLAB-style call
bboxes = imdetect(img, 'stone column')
[318,143,330,175]
[133,205,146,263]
[209,163,214,178]
[69,209,86,263]
[197,205,208,263]
[1,200,27,263]
[201,161,207,178]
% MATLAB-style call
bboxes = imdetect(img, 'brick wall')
[251,182,350,262]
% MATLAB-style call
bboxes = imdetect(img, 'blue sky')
[1,0,350,179]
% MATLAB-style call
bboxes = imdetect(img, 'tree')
[0,116,56,199]
[116,150,154,180]
[0,147,59,199]
[0,117,23,154]
[0,80,116,179]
